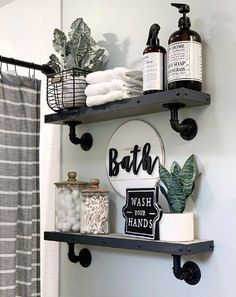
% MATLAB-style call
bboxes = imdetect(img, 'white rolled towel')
[86,90,142,107]
[85,79,142,97]
[86,67,143,86]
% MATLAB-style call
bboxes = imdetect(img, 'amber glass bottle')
[168,3,202,91]
[143,24,166,94]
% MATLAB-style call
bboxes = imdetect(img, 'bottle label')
[168,41,202,83]
[143,52,164,91]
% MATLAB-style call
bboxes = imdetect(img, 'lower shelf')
[44,231,214,286]
[44,231,214,256]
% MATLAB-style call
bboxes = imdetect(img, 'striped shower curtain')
[0,72,41,297]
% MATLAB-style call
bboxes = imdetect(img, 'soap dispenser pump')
[168,3,202,91]
[143,24,166,94]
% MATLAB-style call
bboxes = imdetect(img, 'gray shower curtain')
[0,72,41,297]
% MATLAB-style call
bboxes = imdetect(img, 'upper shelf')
[44,231,214,256]
[44,87,210,125]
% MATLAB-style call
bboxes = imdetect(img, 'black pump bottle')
[168,3,202,91]
[143,24,166,94]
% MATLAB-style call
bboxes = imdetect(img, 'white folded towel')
[85,79,142,97]
[86,90,142,107]
[86,67,143,86]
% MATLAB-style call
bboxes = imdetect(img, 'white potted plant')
[158,154,199,241]
[47,18,105,111]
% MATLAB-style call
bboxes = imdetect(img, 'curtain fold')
[0,72,41,297]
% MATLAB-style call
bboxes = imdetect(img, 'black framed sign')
[122,187,162,239]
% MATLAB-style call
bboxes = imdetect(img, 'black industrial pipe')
[172,255,201,285]
[67,122,93,150]
[67,243,92,267]
[163,103,198,140]
[0,55,55,75]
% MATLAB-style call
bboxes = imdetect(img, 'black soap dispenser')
[143,24,166,94]
[168,3,202,91]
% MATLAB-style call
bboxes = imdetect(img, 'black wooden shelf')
[44,88,210,147]
[44,231,214,285]
[45,87,210,125]
[44,231,213,256]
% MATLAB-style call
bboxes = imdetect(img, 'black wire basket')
[47,68,90,112]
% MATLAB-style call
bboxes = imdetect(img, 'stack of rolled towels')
[85,67,143,107]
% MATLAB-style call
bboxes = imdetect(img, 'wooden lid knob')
[67,171,77,182]
[90,178,100,188]
[81,178,108,193]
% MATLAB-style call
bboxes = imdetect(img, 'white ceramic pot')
[159,212,194,242]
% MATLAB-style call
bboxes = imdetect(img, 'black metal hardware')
[0,55,55,75]
[45,232,213,285]
[163,103,198,140]
[44,231,214,256]
[67,243,92,267]
[44,88,210,127]
[67,121,93,150]
[172,255,201,285]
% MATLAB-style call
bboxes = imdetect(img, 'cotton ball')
[56,210,66,221]
[57,190,65,200]
[72,190,80,200]
[67,209,76,217]
[62,222,71,232]
[67,217,77,225]
[64,195,74,209]
[63,188,72,195]
[75,213,80,221]
[72,223,80,232]
[75,204,81,213]
[56,222,63,231]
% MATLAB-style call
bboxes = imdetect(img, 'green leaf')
[179,154,198,198]
[159,163,171,189]
[50,18,104,70]
[82,47,105,70]
[167,174,186,213]
[68,18,90,42]
[53,29,67,57]
[170,161,181,177]
[159,185,168,200]
[47,54,61,72]
[63,53,77,69]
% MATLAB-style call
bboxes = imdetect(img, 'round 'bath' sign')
[105,120,165,197]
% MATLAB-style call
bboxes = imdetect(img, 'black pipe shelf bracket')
[67,243,92,267]
[65,121,93,150]
[44,232,214,285]
[163,103,198,141]
[172,255,201,285]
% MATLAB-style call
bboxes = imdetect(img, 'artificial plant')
[48,18,105,73]
[158,154,199,213]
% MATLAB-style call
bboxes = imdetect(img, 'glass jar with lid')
[81,179,109,234]
[54,171,89,232]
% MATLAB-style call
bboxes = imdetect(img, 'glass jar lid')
[81,179,109,194]
[54,171,89,186]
